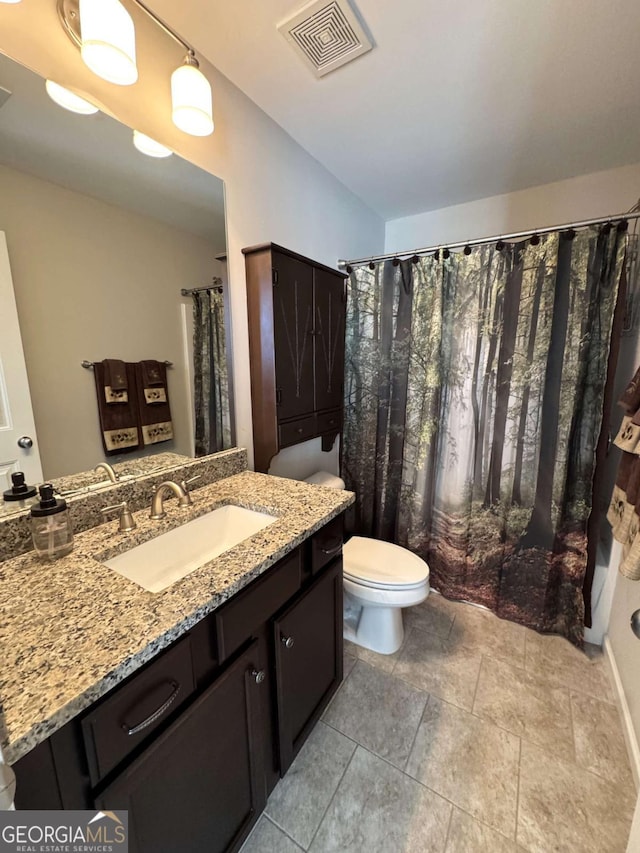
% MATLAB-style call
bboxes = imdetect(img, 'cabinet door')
[272,251,315,421]
[96,641,265,853]
[313,268,346,414]
[274,560,343,773]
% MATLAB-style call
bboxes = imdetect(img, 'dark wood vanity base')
[13,513,345,853]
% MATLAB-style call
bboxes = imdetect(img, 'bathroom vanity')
[0,456,353,853]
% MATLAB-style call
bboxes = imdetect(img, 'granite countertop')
[0,471,354,764]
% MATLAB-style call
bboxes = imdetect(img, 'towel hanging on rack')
[92,361,141,454]
[607,364,640,579]
[134,361,174,445]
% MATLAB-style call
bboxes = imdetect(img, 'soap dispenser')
[30,484,74,560]
[2,472,38,510]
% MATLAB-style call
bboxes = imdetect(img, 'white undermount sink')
[103,505,277,593]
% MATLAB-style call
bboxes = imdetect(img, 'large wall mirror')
[0,50,234,508]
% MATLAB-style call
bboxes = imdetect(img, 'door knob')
[252,669,266,684]
[17,436,33,449]
[281,635,295,649]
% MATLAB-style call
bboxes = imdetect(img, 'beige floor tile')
[571,691,634,787]
[517,740,634,853]
[240,816,303,853]
[406,694,520,838]
[524,631,613,700]
[324,660,427,768]
[473,656,574,760]
[445,808,520,852]
[343,632,408,674]
[266,722,356,849]
[310,746,452,853]
[404,592,457,639]
[343,651,357,678]
[448,602,526,667]
[394,626,482,711]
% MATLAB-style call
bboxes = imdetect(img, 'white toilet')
[305,472,430,655]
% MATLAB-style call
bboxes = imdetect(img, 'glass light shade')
[0,0,23,4]
[133,130,172,158]
[45,80,99,115]
[79,0,138,86]
[171,64,214,136]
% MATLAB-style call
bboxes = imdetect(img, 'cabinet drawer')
[215,549,302,662]
[82,637,195,786]
[278,416,316,448]
[310,514,344,575]
[316,409,341,434]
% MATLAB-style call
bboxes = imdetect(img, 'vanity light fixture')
[45,80,100,115]
[57,0,214,137]
[0,0,23,4]
[133,129,172,158]
[171,52,214,137]
[78,0,138,86]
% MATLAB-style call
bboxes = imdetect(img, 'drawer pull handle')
[296,427,304,434]
[281,635,295,650]
[252,669,266,684]
[121,680,180,736]
[320,539,342,557]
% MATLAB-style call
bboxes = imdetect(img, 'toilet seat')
[343,536,430,590]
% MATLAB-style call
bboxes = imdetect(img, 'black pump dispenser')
[30,484,68,517]
[3,471,37,502]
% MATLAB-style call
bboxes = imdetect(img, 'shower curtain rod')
[181,278,223,296]
[338,210,640,270]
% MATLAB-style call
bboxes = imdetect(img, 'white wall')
[385,162,640,252]
[0,0,384,476]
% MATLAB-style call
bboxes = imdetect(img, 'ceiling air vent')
[278,0,373,78]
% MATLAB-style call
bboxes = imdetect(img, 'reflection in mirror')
[0,51,233,516]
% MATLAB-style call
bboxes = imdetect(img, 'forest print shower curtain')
[343,226,627,645]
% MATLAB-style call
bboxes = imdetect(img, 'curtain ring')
[463,245,472,255]
[530,234,540,246]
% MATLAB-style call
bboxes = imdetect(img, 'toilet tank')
[305,471,345,490]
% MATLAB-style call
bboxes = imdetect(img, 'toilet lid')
[343,536,430,589]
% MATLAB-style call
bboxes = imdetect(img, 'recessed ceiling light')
[133,130,173,158]
[45,80,99,115]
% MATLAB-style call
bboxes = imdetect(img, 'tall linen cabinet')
[243,243,347,473]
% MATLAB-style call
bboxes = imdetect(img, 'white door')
[0,231,43,491]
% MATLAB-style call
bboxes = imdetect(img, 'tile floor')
[241,594,636,853]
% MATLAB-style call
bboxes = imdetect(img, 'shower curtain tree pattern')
[343,228,626,645]
[192,287,232,455]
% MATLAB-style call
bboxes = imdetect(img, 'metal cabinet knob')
[281,635,295,649]
[252,669,266,684]
[17,436,33,449]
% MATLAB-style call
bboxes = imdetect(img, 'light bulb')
[79,0,138,86]
[133,130,172,158]
[45,80,99,115]
[171,58,213,137]
[0,0,23,4]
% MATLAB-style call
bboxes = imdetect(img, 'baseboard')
[604,635,640,790]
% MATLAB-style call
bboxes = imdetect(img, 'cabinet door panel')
[313,269,346,414]
[96,641,264,853]
[274,560,343,772]
[272,252,315,421]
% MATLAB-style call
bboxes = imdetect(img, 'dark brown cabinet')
[13,518,345,853]
[244,243,347,473]
[96,641,265,853]
[274,558,343,773]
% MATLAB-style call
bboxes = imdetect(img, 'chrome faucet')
[94,462,119,484]
[150,481,191,520]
